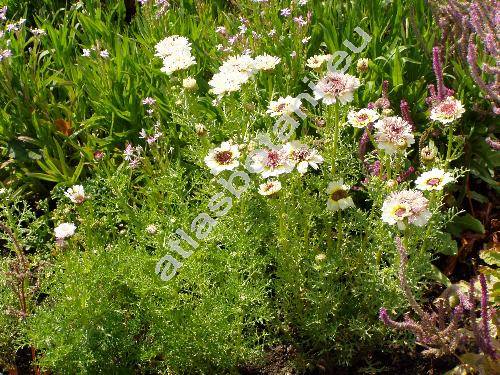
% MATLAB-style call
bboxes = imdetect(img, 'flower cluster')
[142,96,156,116]
[426,47,465,124]
[0,49,11,62]
[82,44,110,58]
[203,139,323,184]
[154,35,196,75]
[124,143,144,169]
[209,53,280,96]
[139,122,163,145]
[139,0,170,18]
[30,28,46,36]
[0,6,6,21]
[5,18,25,33]
[431,0,499,113]
[250,142,323,178]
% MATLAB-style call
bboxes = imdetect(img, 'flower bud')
[386,179,398,188]
[420,145,437,163]
[356,58,370,73]
[146,224,158,235]
[315,253,327,262]
[195,123,208,137]
[182,77,198,91]
[381,108,393,117]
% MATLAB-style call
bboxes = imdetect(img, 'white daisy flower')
[415,168,454,191]
[54,223,76,239]
[250,145,295,178]
[374,116,415,155]
[347,108,379,128]
[258,180,282,196]
[287,141,324,174]
[326,180,355,212]
[64,185,86,204]
[155,35,196,75]
[253,54,281,70]
[209,70,250,95]
[219,54,256,77]
[430,97,465,124]
[154,35,191,58]
[381,190,431,230]
[204,141,240,175]
[209,54,257,96]
[314,72,360,105]
[306,54,332,69]
[266,96,301,117]
[160,51,196,75]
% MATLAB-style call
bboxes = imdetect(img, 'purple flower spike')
[479,274,497,359]
[432,47,446,101]
[400,100,415,131]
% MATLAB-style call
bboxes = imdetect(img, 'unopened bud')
[420,145,437,163]
[386,179,398,188]
[195,123,208,137]
[182,77,198,91]
[356,58,370,73]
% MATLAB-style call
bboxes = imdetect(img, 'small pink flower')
[142,97,156,105]
[280,8,291,17]
[293,16,307,27]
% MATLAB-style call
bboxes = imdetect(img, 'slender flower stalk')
[358,123,373,163]
[479,274,497,359]
[433,47,446,101]
[445,125,454,166]
[400,100,415,131]
[331,101,340,175]
[0,222,39,374]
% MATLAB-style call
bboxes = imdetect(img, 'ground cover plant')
[0,0,498,374]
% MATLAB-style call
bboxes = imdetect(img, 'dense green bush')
[21,141,456,372]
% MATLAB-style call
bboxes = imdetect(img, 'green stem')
[331,101,340,176]
[445,125,454,167]
[385,153,392,180]
[336,211,343,252]
[326,219,334,251]
[420,191,436,254]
